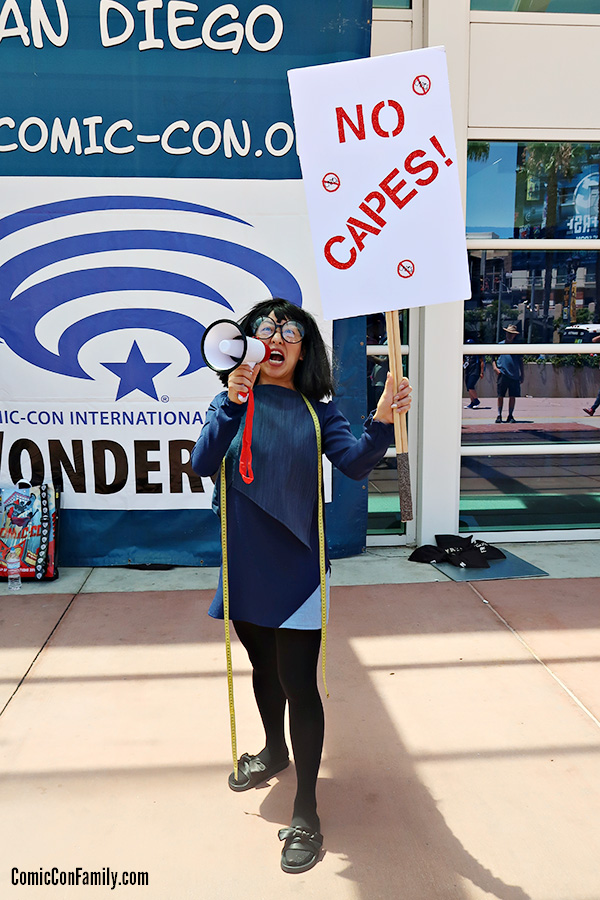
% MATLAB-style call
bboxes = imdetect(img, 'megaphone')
[201,318,270,483]
[201,318,270,375]
[201,318,270,403]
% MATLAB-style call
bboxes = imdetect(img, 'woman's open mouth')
[269,350,285,364]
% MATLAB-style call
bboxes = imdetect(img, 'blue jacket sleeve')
[190,392,246,477]
[321,402,393,480]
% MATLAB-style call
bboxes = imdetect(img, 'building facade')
[367,0,600,547]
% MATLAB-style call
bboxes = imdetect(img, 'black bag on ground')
[409,534,505,570]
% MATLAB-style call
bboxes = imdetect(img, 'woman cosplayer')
[191,299,412,873]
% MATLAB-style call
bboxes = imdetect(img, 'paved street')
[1,547,599,899]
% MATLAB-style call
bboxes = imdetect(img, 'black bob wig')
[217,299,335,401]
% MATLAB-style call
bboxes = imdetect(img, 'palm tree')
[515,1,550,10]
[518,142,589,340]
[467,141,489,163]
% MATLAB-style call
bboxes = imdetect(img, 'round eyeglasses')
[251,317,305,344]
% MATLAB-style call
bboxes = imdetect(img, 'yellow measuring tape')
[300,393,329,701]
[220,394,328,782]
[220,459,238,780]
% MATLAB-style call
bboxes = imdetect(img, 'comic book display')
[0,483,60,580]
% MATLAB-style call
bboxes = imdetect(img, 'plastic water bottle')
[6,547,21,592]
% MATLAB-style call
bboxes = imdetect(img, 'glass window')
[460,452,600,532]
[367,311,410,535]
[463,140,600,533]
[472,1,600,11]
[467,141,600,241]
[462,141,600,444]
[466,249,600,345]
[465,139,600,447]
[464,249,600,446]
[461,345,600,446]
[374,1,411,8]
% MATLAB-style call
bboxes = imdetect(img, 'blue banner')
[0,0,371,178]
[0,0,372,567]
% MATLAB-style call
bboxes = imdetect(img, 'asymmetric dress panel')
[191,385,393,629]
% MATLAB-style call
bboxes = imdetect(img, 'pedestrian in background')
[463,339,485,408]
[493,324,524,424]
[583,332,600,416]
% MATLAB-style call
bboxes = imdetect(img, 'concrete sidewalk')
[1,544,600,899]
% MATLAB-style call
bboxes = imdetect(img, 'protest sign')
[288,47,471,320]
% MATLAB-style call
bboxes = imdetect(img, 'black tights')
[233,620,324,832]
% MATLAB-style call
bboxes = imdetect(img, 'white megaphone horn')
[201,318,270,401]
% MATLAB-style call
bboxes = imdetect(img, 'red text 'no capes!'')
[324,143,453,271]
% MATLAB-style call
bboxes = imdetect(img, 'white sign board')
[288,47,471,320]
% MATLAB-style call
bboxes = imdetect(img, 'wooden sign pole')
[385,310,413,522]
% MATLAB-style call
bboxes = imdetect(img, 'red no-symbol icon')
[322,172,341,192]
[397,259,415,279]
[412,75,431,95]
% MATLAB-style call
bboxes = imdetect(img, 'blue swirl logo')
[0,195,302,400]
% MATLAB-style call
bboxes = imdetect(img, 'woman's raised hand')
[373,373,412,424]
[228,363,261,404]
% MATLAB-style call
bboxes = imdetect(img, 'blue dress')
[191,385,392,629]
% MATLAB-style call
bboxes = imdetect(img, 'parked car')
[561,324,600,343]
